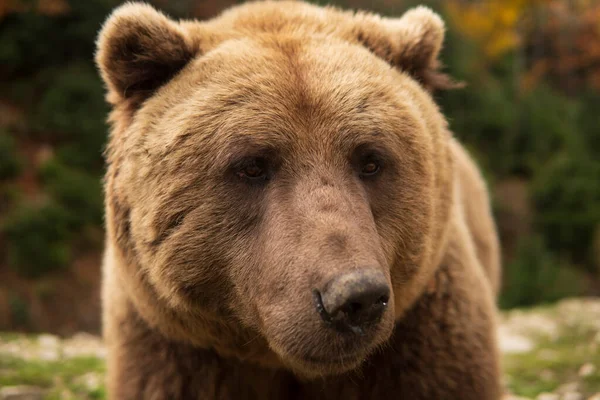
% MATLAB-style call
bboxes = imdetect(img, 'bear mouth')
[290,348,368,368]
[283,350,369,377]
[302,353,364,365]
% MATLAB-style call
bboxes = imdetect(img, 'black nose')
[314,270,390,335]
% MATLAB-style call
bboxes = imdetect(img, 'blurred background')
[0,0,598,336]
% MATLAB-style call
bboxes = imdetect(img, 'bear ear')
[354,6,462,91]
[95,2,197,105]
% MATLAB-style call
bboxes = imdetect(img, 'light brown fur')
[96,1,502,399]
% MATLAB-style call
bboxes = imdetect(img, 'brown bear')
[96,1,502,399]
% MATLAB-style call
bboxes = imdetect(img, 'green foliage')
[34,65,108,169]
[441,15,600,293]
[500,235,585,309]
[0,184,21,215]
[0,13,64,75]
[577,91,600,156]
[0,1,111,283]
[0,0,112,169]
[40,157,104,229]
[2,202,72,278]
[1,154,103,278]
[0,131,22,180]
[8,293,30,328]
[0,1,118,75]
[512,84,579,175]
[439,63,578,179]
[532,154,600,270]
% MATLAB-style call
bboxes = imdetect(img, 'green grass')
[0,355,105,399]
[0,332,25,342]
[503,318,600,397]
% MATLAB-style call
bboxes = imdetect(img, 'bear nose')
[314,270,390,335]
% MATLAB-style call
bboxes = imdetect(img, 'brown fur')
[96,1,502,399]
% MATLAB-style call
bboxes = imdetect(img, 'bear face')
[97,1,456,377]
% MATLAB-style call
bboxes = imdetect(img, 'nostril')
[342,289,388,320]
[315,269,390,333]
[376,295,389,306]
[348,302,362,314]
[313,289,332,323]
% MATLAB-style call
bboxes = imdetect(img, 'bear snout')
[314,270,390,335]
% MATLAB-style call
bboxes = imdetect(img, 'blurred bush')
[435,0,600,307]
[2,201,71,278]
[0,130,22,180]
[8,292,31,329]
[0,0,112,282]
[34,65,108,169]
[532,154,600,272]
[500,235,585,309]
[39,158,103,229]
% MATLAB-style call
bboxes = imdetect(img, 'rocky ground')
[500,298,600,400]
[0,298,599,400]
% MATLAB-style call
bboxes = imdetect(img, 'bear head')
[97,1,456,377]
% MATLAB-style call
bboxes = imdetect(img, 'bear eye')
[360,159,381,177]
[237,158,268,181]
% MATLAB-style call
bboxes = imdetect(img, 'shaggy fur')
[96,1,502,399]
